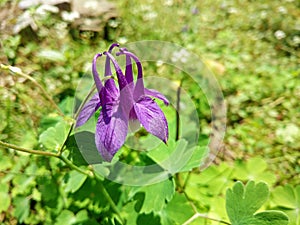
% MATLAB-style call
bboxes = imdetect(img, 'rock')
[71,0,117,32]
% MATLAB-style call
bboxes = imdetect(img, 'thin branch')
[182,212,231,225]
[73,84,97,121]
[98,181,125,224]
[0,140,58,157]
[58,155,93,178]
[0,64,64,116]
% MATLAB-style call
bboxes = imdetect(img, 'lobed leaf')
[226,181,289,225]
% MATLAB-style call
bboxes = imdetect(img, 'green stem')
[98,181,125,224]
[73,84,97,121]
[183,212,231,225]
[0,140,58,157]
[175,79,183,141]
[57,119,75,156]
[58,155,93,177]
[175,79,184,190]
[0,64,64,116]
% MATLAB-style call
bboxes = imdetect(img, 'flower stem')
[0,64,64,116]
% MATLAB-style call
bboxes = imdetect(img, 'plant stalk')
[183,212,231,225]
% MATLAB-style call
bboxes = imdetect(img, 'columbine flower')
[76,43,169,161]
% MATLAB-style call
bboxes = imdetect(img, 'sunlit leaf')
[39,119,71,151]
[226,181,289,225]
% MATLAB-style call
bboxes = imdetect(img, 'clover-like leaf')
[226,181,289,225]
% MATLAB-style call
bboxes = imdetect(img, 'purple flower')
[76,44,169,161]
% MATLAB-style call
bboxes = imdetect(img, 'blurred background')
[0,0,299,224]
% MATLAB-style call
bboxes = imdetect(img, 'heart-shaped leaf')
[226,181,289,225]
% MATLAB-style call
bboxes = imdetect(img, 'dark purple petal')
[104,51,128,91]
[76,93,101,127]
[105,43,120,77]
[116,50,144,100]
[145,88,169,106]
[134,96,168,143]
[108,43,120,53]
[104,78,119,102]
[95,102,128,162]
[92,53,104,93]
[104,51,134,114]
[125,54,134,85]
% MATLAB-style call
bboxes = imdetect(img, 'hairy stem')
[0,64,64,116]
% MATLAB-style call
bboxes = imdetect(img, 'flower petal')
[95,101,128,162]
[104,78,119,102]
[134,96,168,143]
[145,88,169,106]
[76,93,101,127]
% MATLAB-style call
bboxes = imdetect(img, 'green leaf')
[132,178,175,214]
[161,193,194,225]
[64,170,88,193]
[271,185,300,225]
[147,139,198,174]
[226,181,289,225]
[38,176,59,204]
[122,201,138,224]
[185,162,234,205]
[75,210,89,223]
[0,183,10,213]
[55,210,76,225]
[233,157,277,185]
[39,119,71,151]
[13,196,30,223]
[180,146,208,172]
[254,211,291,225]
[67,132,103,166]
